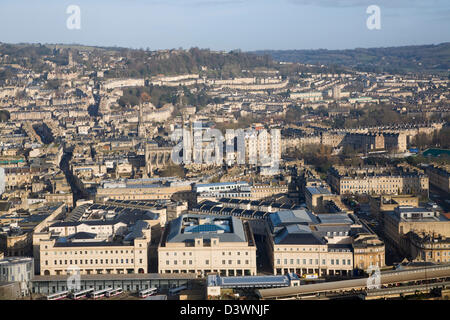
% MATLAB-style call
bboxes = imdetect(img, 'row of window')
[164,259,250,266]
[277,247,325,252]
[45,258,143,266]
[276,258,352,266]
[44,249,143,255]
[164,251,250,256]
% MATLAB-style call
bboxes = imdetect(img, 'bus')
[46,291,69,300]
[70,288,94,300]
[90,288,110,299]
[106,288,123,297]
[139,287,158,298]
[302,273,319,280]
[168,285,187,296]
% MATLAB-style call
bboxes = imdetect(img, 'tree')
[0,110,10,122]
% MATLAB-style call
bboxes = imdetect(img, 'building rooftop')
[316,214,355,225]
[166,214,247,244]
[274,224,325,245]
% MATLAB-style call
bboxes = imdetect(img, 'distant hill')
[252,43,450,75]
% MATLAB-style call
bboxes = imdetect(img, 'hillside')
[252,43,450,75]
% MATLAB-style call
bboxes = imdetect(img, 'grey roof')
[274,224,325,245]
[269,209,319,234]
[316,214,354,225]
[124,220,149,241]
[166,214,247,243]
[306,186,332,195]
[314,225,351,238]
[67,232,97,240]
[51,220,123,228]
[208,274,294,288]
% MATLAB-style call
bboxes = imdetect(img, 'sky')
[0,0,449,51]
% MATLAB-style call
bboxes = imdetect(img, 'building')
[0,202,66,258]
[35,202,159,276]
[369,195,419,220]
[31,273,195,295]
[405,232,450,263]
[95,180,192,202]
[158,214,257,277]
[352,233,385,271]
[0,167,5,195]
[194,182,249,194]
[265,210,370,277]
[425,164,450,194]
[304,186,333,211]
[328,166,429,197]
[0,257,34,296]
[38,232,150,276]
[343,133,385,152]
[384,206,450,244]
[383,206,450,262]
[206,273,300,297]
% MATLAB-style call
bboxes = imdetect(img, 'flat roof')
[208,275,292,288]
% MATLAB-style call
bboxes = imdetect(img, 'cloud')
[287,0,450,9]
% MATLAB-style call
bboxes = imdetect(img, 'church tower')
[138,102,145,138]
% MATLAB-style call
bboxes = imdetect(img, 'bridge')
[256,264,450,300]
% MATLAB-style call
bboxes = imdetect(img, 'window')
[331,259,334,265]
